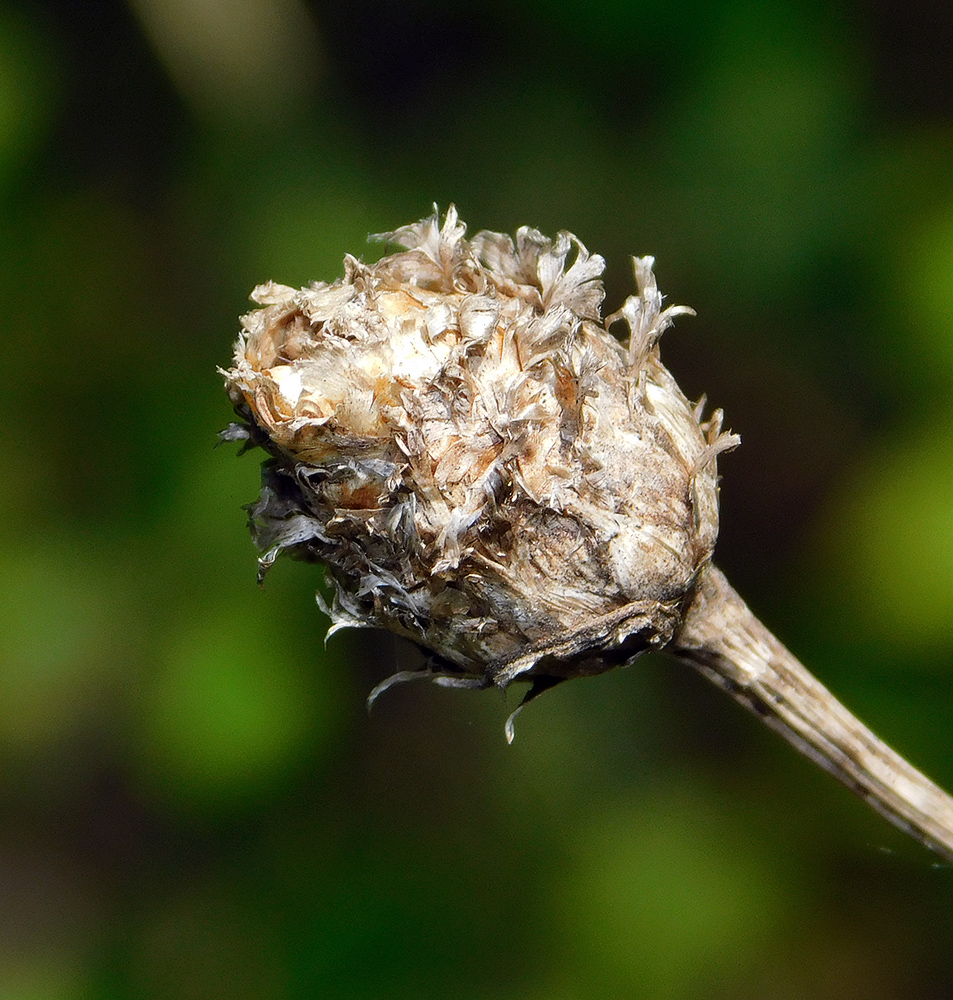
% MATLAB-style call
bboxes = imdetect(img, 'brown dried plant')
[221,206,953,862]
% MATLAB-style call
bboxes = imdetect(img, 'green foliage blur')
[2,0,953,996]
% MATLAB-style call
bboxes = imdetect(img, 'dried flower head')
[222,206,953,861]
[222,206,738,715]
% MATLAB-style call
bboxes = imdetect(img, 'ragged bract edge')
[222,205,739,726]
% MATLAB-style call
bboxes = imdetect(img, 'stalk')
[672,564,953,862]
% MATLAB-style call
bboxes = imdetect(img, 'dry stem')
[672,564,953,863]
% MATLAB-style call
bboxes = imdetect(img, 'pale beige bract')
[224,206,738,701]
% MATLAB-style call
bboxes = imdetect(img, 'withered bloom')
[223,206,953,861]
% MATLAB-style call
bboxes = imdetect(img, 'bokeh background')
[2,0,953,996]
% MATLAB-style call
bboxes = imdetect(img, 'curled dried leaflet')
[222,206,953,862]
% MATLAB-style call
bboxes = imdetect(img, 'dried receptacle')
[222,206,953,862]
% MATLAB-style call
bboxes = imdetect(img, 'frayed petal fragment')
[608,256,696,367]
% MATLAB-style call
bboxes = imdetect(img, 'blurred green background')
[2,0,953,996]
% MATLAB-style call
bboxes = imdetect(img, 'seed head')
[220,207,953,860]
[222,206,739,711]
